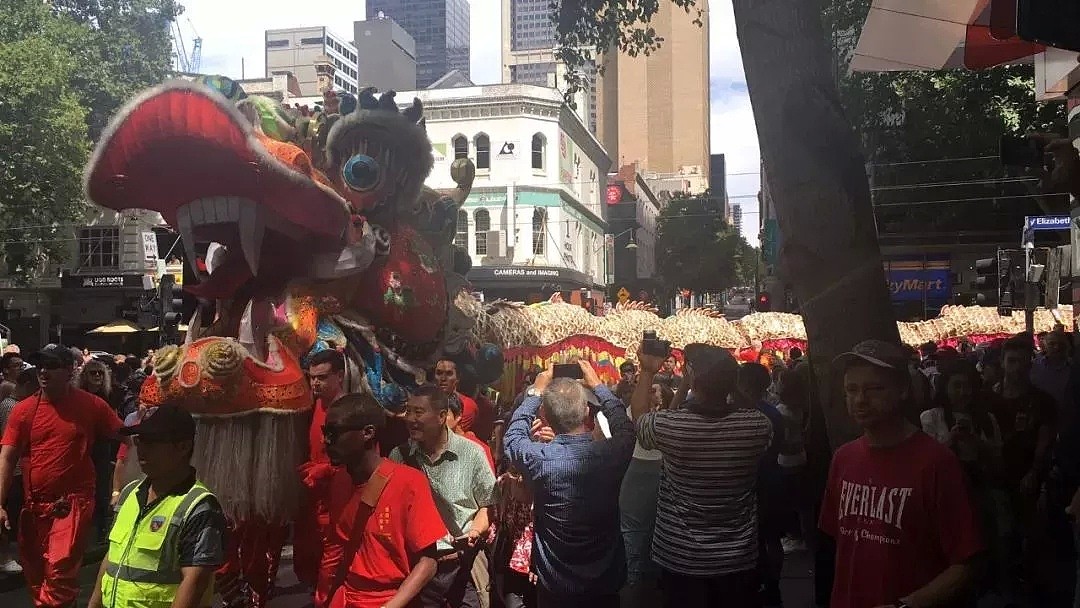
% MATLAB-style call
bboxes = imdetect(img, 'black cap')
[683,343,738,378]
[834,340,909,372]
[27,345,76,369]
[118,404,196,441]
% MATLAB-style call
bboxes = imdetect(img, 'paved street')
[0,546,816,607]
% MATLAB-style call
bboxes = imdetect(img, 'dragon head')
[84,78,496,419]
[84,78,503,521]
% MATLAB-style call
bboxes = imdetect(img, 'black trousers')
[536,587,619,608]
[659,568,761,608]
[418,547,482,608]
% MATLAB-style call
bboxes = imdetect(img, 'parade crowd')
[3,328,1080,608]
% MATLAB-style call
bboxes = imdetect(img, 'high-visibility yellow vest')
[100,478,216,608]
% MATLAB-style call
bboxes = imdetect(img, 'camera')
[641,330,672,358]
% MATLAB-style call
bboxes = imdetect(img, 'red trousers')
[216,517,289,608]
[18,495,94,608]
[293,486,330,587]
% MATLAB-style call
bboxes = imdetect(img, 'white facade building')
[399,84,612,299]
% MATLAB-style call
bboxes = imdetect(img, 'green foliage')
[823,0,1067,239]
[0,0,179,283]
[0,0,90,282]
[552,0,702,101]
[53,0,182,140]
[656,191,757,292]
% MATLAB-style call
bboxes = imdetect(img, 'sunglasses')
[86,370,105,376]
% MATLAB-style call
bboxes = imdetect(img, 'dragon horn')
[378,91,398,112]
[402,98,424,125]
[358,87,380,110]
[447,158,476,206]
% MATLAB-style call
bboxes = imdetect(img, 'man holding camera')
[504,360,635,608]
[632,343,773,608]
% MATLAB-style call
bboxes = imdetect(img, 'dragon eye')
[342,154,380,192]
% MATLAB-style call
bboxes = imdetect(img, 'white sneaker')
[0,559,22,573]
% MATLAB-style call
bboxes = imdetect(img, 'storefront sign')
[61,273,148,289]
[497,141,519,160]
[886,269,950,301]
[469,265,594,286]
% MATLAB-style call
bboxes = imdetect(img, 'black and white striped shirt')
[637,404,773,576]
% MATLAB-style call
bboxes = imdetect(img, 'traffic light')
[973,250,1019,316]
[756,291,772,312]
[158,274,185,345]
[973,256,999,306]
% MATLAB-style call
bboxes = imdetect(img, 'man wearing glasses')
[317,393,446,608]
[0,345,125,607]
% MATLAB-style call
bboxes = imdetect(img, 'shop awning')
[851,0,1044,72]
[87,320,142,334]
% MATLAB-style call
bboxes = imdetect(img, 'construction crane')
[172,19,203,74]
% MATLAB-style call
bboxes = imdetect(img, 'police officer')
[88,403,226,608]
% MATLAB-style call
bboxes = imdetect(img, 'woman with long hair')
[919,359,1008,598]
[76,359,122,542]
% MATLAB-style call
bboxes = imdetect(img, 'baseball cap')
[118,404,196,441]
[683,343,738,379]
[834,340,909,372]
[27,345,76,369]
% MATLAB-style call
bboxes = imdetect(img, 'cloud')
[184,0,760,245]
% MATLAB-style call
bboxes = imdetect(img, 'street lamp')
[592,227,639,252]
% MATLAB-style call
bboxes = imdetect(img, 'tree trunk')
[731,0,899,448]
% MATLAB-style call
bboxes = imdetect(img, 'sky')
[182,0,761,245]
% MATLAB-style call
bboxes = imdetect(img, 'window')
[531,133,545,170]
[475,134,490,170]
[452,135,468,160]
[78,227,120,270]
[266,39,289,48]
[531,208,546,255]
[300,37,325,46]
[474,209,490,255]
[455,210,468,249]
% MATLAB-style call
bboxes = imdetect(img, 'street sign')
[1025,215,1071,231]
[617,287,630,303]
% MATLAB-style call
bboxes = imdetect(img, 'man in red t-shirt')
[434,359,478,432]
[317,392,446,608]
[0,345,124,607]
[820,340,983,608]
[296,348,347,588]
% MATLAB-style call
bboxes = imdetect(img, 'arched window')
[531,133,546,170]
[452,135,468,160]
[474,209,490,255]
[455,209,468,248]
[475,133,490,170]
[531,208,546,255]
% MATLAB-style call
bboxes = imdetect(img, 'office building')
[367,0,471,89]
[732,204,743,237]
[500,0,598,134]
[597,0,710,193]
[265,27,358,96]
[398,83,611,301]
[354,16,417,92]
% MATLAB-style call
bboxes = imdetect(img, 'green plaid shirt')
[390,427,496,551]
